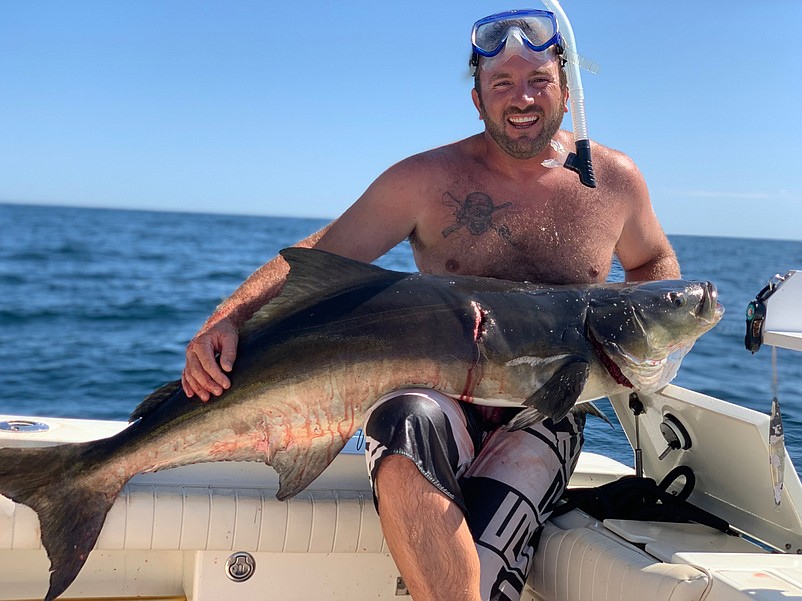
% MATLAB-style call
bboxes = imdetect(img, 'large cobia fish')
[0,248,723,600]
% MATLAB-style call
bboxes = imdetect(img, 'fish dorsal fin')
[132,250,405,422]
[239,248,408,339]
[129,379,182,422]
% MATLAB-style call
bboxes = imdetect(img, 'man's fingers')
[219,338,237,372]
[181,373,194,397]
[194,341,231,391]
[182,370,208,401]
[181,321,238,401]
[183,342,228,399]
[182,371,209,402]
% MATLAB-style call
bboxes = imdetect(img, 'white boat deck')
[3,407,802,601]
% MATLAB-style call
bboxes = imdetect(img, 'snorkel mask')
[470,9,564,71]
[470,4,596,188]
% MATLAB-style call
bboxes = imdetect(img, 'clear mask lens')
[473,11,559,56]
[479,28,558,72]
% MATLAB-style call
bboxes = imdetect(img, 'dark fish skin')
[0,248,722,600]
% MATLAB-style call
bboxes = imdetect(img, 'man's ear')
[471,87,484,120]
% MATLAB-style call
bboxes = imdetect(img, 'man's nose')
[511,84,537,107]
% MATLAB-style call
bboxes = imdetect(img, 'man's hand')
[182,318,239,401]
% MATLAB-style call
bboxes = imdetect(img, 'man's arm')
[181,225,330,400]
[182,156,426,400]
[610,153,681,282]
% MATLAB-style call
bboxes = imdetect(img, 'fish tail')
[0,442,121,601]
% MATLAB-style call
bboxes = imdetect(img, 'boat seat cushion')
[527,521,709,601]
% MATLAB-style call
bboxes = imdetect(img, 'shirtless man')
[182,9,679,601]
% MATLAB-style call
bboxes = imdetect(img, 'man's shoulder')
[588,139,637,170]
[364,137,480,206]
[579,140,652,218]
[586,139,644,191]
[391,135,481,172]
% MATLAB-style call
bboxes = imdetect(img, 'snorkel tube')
[541,0,596,188]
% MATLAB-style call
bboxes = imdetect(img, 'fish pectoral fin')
[270,440,348,501]
[522,357,590,424]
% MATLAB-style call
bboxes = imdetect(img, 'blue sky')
[1,1,801,240]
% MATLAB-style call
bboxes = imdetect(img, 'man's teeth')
[508,115,539,125]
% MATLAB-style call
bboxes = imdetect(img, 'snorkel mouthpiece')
[565,139,595,187]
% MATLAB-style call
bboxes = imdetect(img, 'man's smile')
[507,113,541,129]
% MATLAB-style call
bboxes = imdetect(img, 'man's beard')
[480,103,564,160]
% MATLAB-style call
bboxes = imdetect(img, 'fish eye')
[668,292,687,308]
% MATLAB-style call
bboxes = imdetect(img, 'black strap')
[745,278,782,353]
[551,467,736,536]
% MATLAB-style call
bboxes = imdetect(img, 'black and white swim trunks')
[363,388,585,601]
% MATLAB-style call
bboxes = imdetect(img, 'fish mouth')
[588,330,634,389]
[699,281,725,325]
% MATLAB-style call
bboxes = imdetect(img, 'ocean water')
[1,203,801,467]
